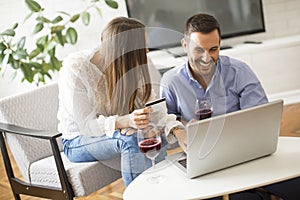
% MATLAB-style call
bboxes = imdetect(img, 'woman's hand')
[115,107,151,132]
[129,107,151,129]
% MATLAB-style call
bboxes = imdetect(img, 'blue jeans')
[62,130,167,186]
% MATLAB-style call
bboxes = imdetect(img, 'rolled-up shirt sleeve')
[236,64,268,109]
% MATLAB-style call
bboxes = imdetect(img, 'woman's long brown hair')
[100,17,151,115]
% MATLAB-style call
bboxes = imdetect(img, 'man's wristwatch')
[170,126,185,138]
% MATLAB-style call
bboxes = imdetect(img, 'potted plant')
[0,0,118,85]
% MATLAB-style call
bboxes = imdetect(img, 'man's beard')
[193,57,216,76]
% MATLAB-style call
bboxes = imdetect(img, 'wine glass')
[137,123,164,184]
[195,97,213,120]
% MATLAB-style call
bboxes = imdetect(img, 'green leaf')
[51,25,65,34]
[66,27,77,44]
[45,72,52,79]
[52,16,63,24]
[1,52,10,67]
[20,63,34,83]
[50,56,62,70]
[36,16,51,23]
[9,70,18,80]
[29,48,40,59]
[24,12,34,23]
[36,35,48,45]
[81,11,90,26]
[37,35,48,45]
[42,62,51,71]
[1,29,15,37]
[36,43,44,52]
[104,0,118,9]
[57,11,70,16]
[30,61,43,69]
[38,73,45,83]
[14,49,28,60]
[11,60,20,69]
[33,23,44,34]
[8,54,20,69]
[0,53,5,63]
[48,47,55,57]
[35,35,49,52]
[12,23,18,30]
[55,31,65,46]
[7,54,13,62]
[17,36,26,50]
[94,6,102,17]
[0,42,6,53]
[25,0,42,12]
[70,14,80,23]
[46,41,56,52]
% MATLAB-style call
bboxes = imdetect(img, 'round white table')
[124,137,300,200]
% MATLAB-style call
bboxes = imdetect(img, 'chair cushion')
[29,152,121,197]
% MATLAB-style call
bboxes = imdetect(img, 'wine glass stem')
[151,158,156,169]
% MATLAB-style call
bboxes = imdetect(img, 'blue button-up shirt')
[160,55,268,121]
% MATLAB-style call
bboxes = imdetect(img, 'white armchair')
[0,82,121,199]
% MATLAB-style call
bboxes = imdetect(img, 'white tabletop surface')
[123,137,300,200]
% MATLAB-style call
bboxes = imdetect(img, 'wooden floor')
[1,103,300,200]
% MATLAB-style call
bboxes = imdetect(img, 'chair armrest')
[0,122,74,198]
[0,122,62,140]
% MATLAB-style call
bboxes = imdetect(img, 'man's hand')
[173,128,187,152]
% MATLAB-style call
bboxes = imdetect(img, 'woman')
[57,17,185,186]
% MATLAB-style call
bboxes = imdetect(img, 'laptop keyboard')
[178,158,187,168]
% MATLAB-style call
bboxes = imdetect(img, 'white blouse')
[57,49,183,143]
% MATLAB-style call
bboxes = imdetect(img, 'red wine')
[195,108,213,120]
[139,138,162,158]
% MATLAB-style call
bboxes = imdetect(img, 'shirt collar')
[183,62,200,85]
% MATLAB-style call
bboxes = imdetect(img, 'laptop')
[166,100,283,178]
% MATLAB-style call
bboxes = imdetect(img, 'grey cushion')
[30,153,121,196]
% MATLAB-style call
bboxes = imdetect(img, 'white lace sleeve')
[57,51,116,139]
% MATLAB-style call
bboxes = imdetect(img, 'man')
[160,13,299,200]
[160,12,268,154]
[160,13,268,124]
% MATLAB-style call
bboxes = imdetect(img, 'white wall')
[1,0,300,98]
[0,0,128,98]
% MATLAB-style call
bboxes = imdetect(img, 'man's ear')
[181,38,187,52]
